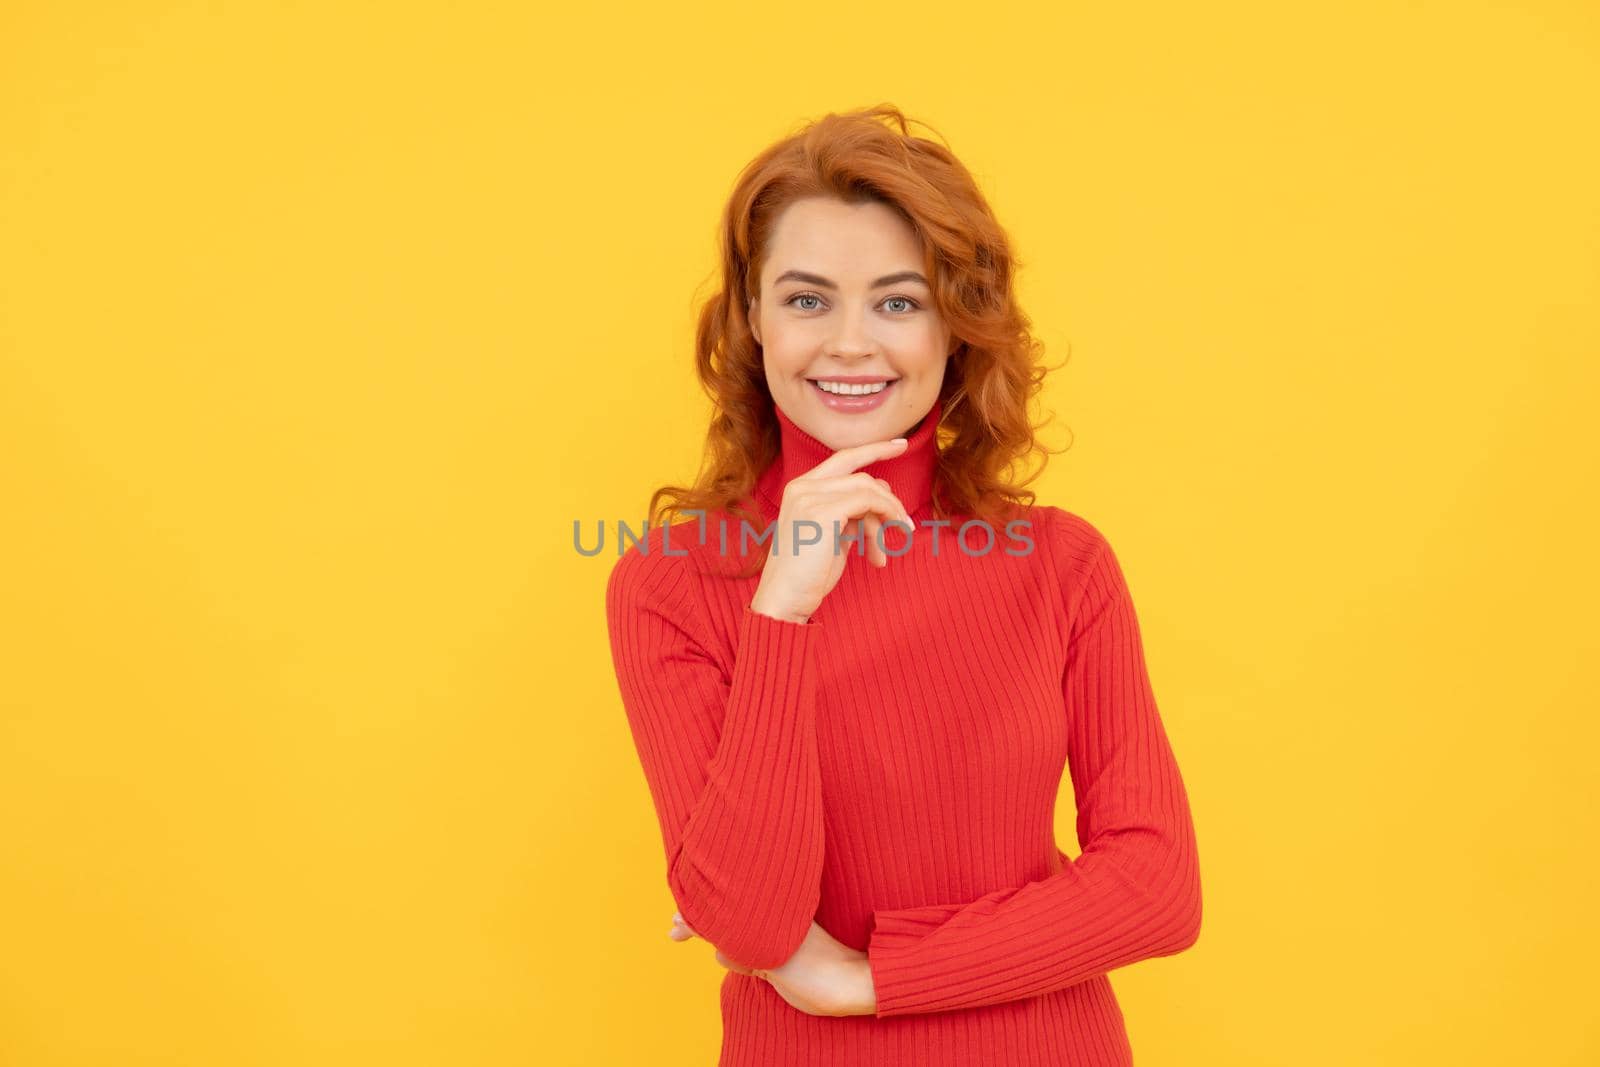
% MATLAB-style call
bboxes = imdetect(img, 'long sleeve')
[605,533,827,971]
[865,516,1202,1018]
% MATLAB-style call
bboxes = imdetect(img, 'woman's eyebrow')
[773,269,929,290]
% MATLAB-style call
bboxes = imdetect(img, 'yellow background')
[3,2,1596,1063]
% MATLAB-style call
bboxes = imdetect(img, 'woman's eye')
[784,293,919,313]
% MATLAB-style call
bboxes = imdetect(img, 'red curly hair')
[648,103,1070,577]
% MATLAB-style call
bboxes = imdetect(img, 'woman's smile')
[807,376,898,412]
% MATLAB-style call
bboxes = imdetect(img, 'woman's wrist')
[847,958,878,1016]
[749,592,810,625]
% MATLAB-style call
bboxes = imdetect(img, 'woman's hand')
[670,912,877,1017]
[749,437,914,625]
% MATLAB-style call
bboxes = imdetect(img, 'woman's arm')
[864,516,1202,1017]
[606,526,827,972]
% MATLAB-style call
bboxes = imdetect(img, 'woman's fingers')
[838,474,913,529]
[797,472,913,531]
[674,913,769,983]
[862,513,885,567]
[803,437,909,482]
[825,485,912,541]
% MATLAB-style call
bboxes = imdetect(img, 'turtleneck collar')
[754,395,943,521]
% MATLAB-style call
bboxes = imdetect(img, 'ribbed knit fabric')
[605,395,1201,1065]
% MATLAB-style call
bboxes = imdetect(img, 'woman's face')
[749,196,954,449]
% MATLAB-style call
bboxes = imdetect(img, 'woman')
[605,104,1201,1066]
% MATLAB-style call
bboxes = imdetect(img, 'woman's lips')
[809,378,897,412]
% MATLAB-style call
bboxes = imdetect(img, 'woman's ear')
[747,296,761,345]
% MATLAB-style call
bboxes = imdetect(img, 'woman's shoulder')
[1017,502,1116,588]
[1014,502,1112,551]
[604,516,713,611]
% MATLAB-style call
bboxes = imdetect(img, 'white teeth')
[814,380,890,396]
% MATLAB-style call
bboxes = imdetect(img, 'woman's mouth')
[808,378,897,412]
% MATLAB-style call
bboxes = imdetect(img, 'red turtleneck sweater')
[605,396,1201,1065]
